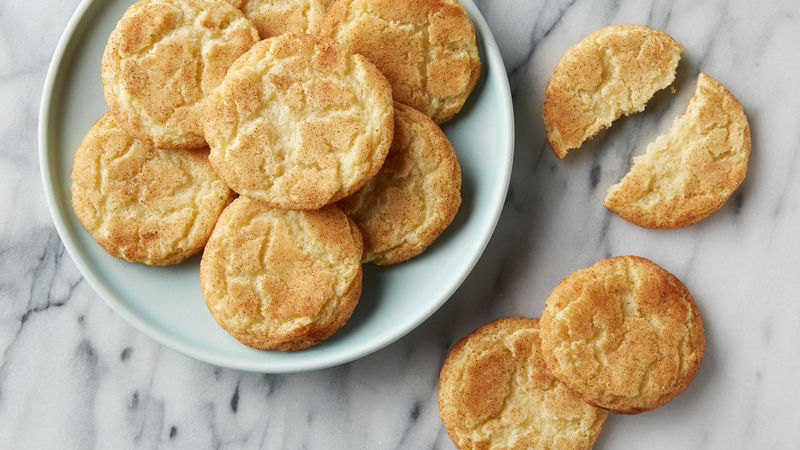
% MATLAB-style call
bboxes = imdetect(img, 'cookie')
[227,0,334,38]
[439,317,608,450]
[539,256,705,414]
[71,113,235,266]
[604,73,751,228]
[203,33,394,210]
[101,0,259,149]
[318,0,482,124]
[543,25,683,158]
[338,103,461,265]
[200,197,363,351]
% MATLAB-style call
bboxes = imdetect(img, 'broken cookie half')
[604,73,751,228]
[543,25,683,158]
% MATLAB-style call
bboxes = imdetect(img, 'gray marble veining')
[2,0,800,448]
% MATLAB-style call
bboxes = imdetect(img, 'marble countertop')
[2,0,799,448]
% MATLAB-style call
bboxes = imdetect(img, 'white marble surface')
[2,0,800,448]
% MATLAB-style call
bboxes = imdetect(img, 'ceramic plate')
[39,0,514,372]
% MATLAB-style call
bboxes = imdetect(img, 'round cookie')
[318,0,482,124]
[439,317,608,450]
[338,103,461,265]
[200,197,363,351]
[101,0,259,149]
[543,25,683,158]
[71,113,235,266]
[227,0,334,38]
[604,73,751,228]
[539,256,705,414]
[203,33,394,210]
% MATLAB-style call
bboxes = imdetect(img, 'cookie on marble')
[438,317,608,449]
[539,256,705,414]
[338,103,461,265]
[203,33,394,210]
[226,0,334,38]
[604,73,751,228]
[200,197,363,351]
[71,113,235,266]
[318,0,482,124]
[101,0,259,149]
[543,25,683,158]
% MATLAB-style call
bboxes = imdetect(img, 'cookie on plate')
[227,0,334,38]
[71,113,235,266]
[318,0,482,124]
[604,73,751,228]
[203,33,394,210]
[543,25,683,158]
[200,197,363,351]
[439,317,608,449]
[338,103,461,265]
[540,256,705,414]
[101,0,259,149]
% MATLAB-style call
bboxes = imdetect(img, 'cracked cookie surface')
[200,197,363,351]
[604,73,751,228]
[203,33,394,210]
[543,25,683,158]
[540,256,705,414]
[338,103,461,265]
[439,317,608,450]
[102,0,259,149]
[226,0,334,38]
[318,0,481,124]
[71,113,235,266]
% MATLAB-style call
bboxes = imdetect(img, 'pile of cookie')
[438,25,749,448]
[70,0,482,350]
[439,256,705,449]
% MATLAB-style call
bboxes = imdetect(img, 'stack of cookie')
[71,0,482,351]
[438,256,705,449]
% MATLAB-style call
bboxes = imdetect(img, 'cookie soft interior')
[543,25,683,158]
[604,73,751,228]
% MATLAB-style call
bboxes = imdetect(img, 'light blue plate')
[39,0,514,372]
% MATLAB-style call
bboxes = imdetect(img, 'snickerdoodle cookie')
[543,25,683,158]
[604,73,751,228]
[439,317,608,449]
[539,256,705,414]
[318,0,482,124]
[338,103,461,265]
[71,113,234,265]
[200,197,363,351]
[101,0,259,149]
[227,0,334,38]
[203,33,394,210]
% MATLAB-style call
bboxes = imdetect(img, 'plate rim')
[38,0,515,373]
